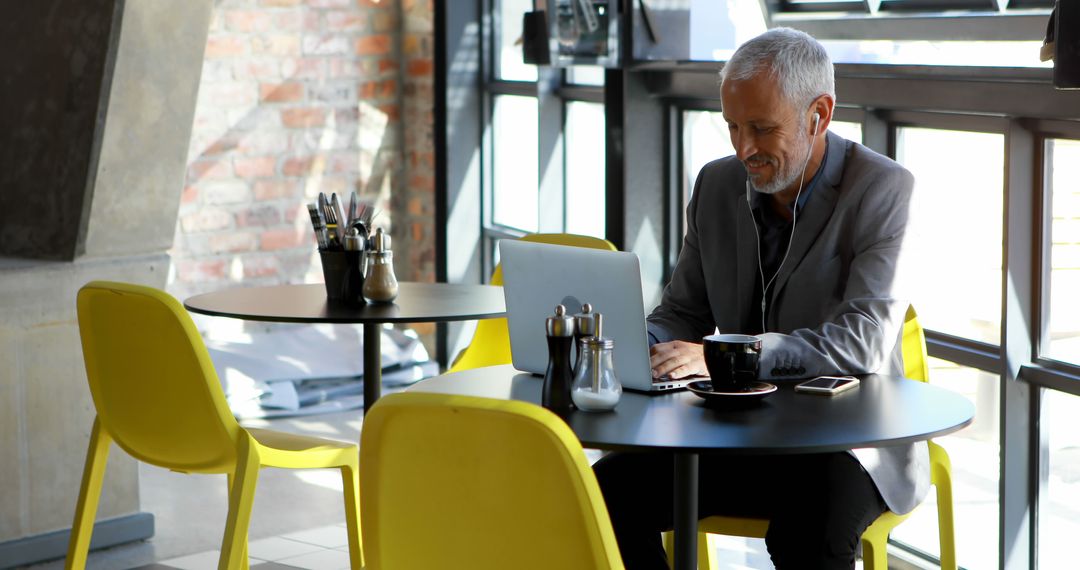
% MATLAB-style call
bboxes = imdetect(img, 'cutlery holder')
[319,249,366,307]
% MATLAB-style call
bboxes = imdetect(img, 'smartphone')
[795,375,860,395]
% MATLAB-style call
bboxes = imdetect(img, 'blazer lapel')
[769,132,847,311]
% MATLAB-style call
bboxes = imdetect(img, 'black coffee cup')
[319,249,366,307]
[703,334,762,392]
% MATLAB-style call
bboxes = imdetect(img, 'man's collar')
[749,132,838,213]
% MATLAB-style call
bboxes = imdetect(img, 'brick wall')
[170,0,435,309]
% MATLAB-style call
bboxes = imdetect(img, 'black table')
[408,364,975,570]
[184,282,505,413]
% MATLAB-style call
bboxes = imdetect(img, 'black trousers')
[593,451,887,570]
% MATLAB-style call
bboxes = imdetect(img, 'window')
[1043,138,1080,365]
[890,358,1000,569]
[496,0,536,81]
[492,95,539,232]
[895,127,1004,345]
[1039,389,1080,569]
[564,101,606,237]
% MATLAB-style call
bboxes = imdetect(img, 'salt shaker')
[362,227,398,303]
[543,304,576,415]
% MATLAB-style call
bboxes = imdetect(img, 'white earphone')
[747,110,821,333]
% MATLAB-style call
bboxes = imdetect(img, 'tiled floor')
[152,524,356,570]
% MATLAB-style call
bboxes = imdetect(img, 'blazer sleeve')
[759,162,916,378]
[646,167,718,343]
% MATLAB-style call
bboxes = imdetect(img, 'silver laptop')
[499,240,692,393]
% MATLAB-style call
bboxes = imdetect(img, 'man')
[593,28,925,569]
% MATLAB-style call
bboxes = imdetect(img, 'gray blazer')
[648,131,928,515]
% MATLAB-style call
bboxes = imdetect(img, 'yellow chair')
[676,305,956,570]
[359,392,624,570]
[448,233,617,372]
[66,281,363,570]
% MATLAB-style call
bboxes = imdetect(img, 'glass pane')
[829,120,862,144]
[682,110,735,209]
[564,101,605,238]
[492,95,538,231]
[895,127,1003,344]
[890,357,1001,570]
[497,0,537,81]
[1040,389,1080,569]
[566,66,605,86]
[822,40,1049,68]
[1044,139,1080,364]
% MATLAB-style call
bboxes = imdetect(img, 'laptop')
[499,240,693,393]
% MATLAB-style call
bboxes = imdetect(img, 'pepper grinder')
[362,227,399,303]
[542,304,576,415]
[572,303,596,369]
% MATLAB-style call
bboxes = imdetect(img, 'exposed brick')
[402,34,420,56]
[281,156,316,176]
[253,179,299,200]
[329,58,377,79]
[205,35,247,58]
[203,181,252,205]
[181,186,199,205]
[378,58,398,73]
[411,221,423,241]
[281,57,323,79]
[303,35,349,56]
[243,256,281,278]
[237,205,283,227]
[281,107,327,128]
[203,134,241,157]
[328,151,359,174]
[175,259,228,282]
[371,11,398,33]
[325,11,367,31]
[406,196,423,216]
[308,83,354,104]
[252,34,301,56]
[261,228,306,250]
[187,159,233,181]
[237,131,291,156]
[406,58,432,77]
[225,10,273,32]
[234,156,278,178]
[259,81,305,102]
[355,34,392,56]
[234,59,281,81]
[209,232,258,253]
[181,208,232,233]
[285,203,306,223]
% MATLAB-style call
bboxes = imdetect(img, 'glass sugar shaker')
[571,313,621,412]
[363,227,399,303]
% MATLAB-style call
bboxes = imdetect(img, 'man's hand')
[649,340,707,380]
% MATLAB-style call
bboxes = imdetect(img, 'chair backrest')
[77,281,241,472]
[902,305,929,383]
[448,233,616,372]
[489,233,617,286]
[360,392,624,570]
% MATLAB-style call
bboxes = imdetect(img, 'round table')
[184,282,505,413]
[409,364,975,570]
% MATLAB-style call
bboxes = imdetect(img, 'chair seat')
[247,427,359,469]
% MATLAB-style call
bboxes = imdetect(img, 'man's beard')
[746,133,812,195]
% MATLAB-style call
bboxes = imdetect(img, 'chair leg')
[697,532,716,570]
[933,451,957,570]
[860,531,888,570]
[662,531,674,568]
[65,418,112,570]
[340,462,364,570]
[220,438,259,570]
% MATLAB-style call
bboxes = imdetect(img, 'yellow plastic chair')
[359,392,624,570]
[673,305,956,570]
[447,233,617,372]
[67,281,363,570]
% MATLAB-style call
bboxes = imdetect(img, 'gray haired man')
[594,28,922,569]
